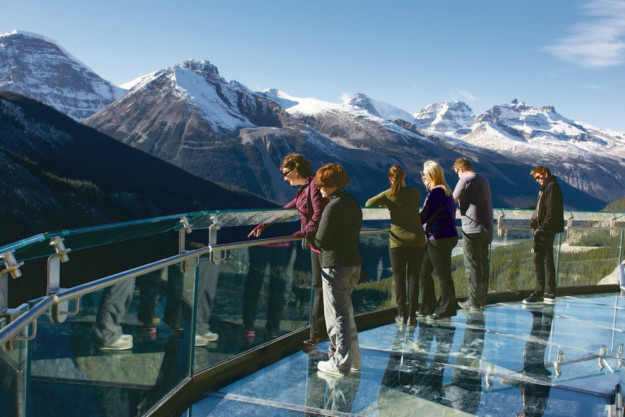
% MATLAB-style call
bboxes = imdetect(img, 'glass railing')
[0,207,623,416]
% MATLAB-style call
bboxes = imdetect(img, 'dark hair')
[530,166,551,177]
[280,153,312,178]
[388,165,405,198]
[452,158,472,172]
[315,163,350,189]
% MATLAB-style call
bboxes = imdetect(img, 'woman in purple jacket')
[248,153,328,349]
[418,160,459,321]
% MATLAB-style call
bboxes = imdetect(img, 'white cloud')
[450,89,477,102]
[545,0,625,68]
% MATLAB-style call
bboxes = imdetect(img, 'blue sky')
[2,0,624,131]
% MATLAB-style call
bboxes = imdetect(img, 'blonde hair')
[422,160,452,196]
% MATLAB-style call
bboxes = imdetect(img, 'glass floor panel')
[192,293,624,417]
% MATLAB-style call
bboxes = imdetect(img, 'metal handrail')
[0,234,302,346]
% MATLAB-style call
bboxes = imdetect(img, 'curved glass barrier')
[0,207,623,416]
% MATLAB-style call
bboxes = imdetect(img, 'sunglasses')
[282,169,293,177]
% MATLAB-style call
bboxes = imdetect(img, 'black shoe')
[543,293,555,304]
[407,317,418,327]
[522,293,544,304]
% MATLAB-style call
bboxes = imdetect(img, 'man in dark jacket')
[523,166,564,305]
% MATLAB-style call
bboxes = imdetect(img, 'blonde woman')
[418,161,459,321]
[365,165,426,326]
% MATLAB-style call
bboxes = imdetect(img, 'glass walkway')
[0,208,624,416]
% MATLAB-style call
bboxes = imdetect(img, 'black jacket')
[314,188,362,268]
[530,175,564,234]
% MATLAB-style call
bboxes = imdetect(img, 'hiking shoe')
[317,360,345,377]
[195,330,219,346]
[544,293,555,304]
[458,300,482,311]
[426,313,450,323]
[100,336,133,351]
[522,293,544,304]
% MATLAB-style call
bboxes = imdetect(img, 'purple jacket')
[284,177,328,238]
[420,186,458,240]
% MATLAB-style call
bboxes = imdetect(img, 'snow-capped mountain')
[84,59,612,209]
[0,30,125,120]
[5,31,618,208]
[413,101,475,138]
[85,60,374,203]
[460,99,625,201]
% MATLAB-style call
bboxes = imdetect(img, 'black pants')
[462,231,492,308]
[309,250,328,339]
[389,246,425,318]
[137,265,183,327]
[532,231,557,295]
[243,245,289,332]
[419,236,459,317]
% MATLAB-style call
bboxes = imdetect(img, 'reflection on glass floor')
[193,293,625,417]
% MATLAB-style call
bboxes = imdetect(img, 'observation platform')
[191,293,624,417]
[0,207,624,416]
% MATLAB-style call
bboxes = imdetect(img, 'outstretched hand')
[248,224,266,238]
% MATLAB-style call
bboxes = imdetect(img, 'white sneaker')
[121,334,133,342]
[202,330,219,342]
[100,336,133,351]
[317,360,345,377]
[195,331,219,346]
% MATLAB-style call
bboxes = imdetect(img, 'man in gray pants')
[452,158,493,311]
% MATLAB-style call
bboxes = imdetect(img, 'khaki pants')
[321,266,361,373]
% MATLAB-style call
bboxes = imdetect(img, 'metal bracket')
[0,251,24,280]
[554,351,565,378]
[209,217,224,265]
[497,211,505,238]
[1,304,34,350]
[47,237,74,324]
[178,217,193,255]
[485,363,494,388]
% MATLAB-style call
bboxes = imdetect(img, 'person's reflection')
[304,345,361,415]
[413,322,456,405]
[304,350,331,414]
[94,278,135,350]
[194,257,221,347]
[379,321,456,407]
[379,324,421,397]
[136,333,183,414]
[242,244,290,341]
[447,311,485,414]
[136,264,184,337]
[516,305,554,417]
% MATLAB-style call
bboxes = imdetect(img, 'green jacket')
[366,187,426,248]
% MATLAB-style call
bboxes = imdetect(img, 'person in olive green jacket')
[366,165,426,326]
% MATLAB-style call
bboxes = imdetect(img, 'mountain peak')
[413,101,475,137]
[347,93,416,123]
[0,30,125,120]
